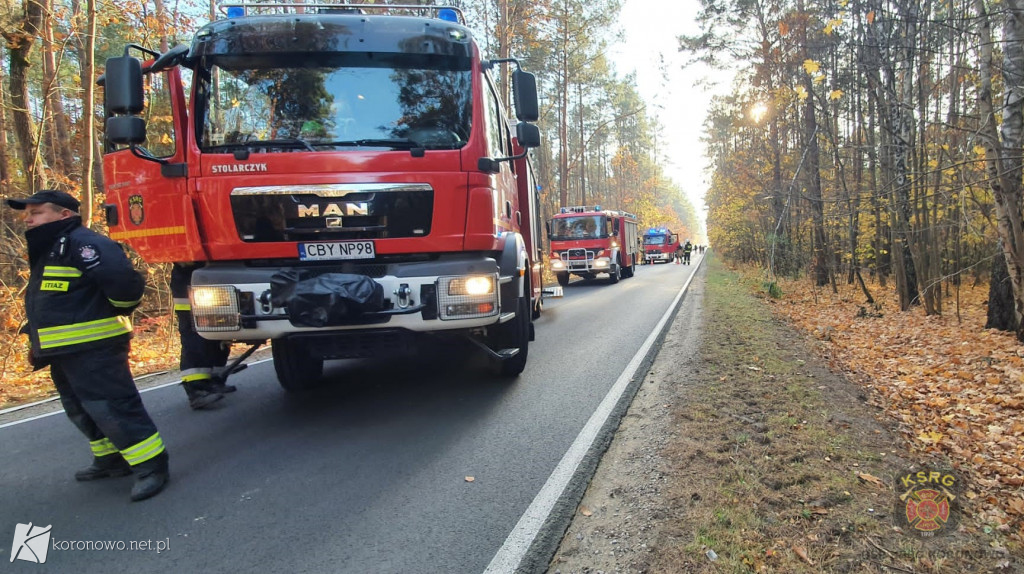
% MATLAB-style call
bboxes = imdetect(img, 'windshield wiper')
[314,138,424,150]
[205,138,317,152]
[242,138,316,151]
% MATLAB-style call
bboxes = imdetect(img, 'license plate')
[298,241,375,261]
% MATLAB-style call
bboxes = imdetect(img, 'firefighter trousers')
[171,264,229,385]
[49,340,166,466]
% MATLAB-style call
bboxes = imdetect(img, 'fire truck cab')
[547,206,639,286]
[100,3,545,390]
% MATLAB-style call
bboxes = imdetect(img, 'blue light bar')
[438,8,459,22]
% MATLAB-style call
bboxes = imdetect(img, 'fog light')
[190,285,240,331]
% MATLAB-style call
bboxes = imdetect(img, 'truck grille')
[559,249,595,270]
[230,183,433,242]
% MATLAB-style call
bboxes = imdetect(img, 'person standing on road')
[171,262,236,410]
[682,240,693,265]
[9,189,170,502]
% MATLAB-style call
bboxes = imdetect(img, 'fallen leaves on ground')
[1,314,231,409]
[764,274,1024,542]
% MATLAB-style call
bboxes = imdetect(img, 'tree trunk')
[79,0,97,226]
[0,47,11,193]
[4,0,47,192]
[557,0,569,208]
[987,241,1019,331]
[976,0,1024,341]
[40,0,75,181]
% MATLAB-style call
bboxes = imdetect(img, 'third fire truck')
[547,206,639,286]
[643,227,682,264]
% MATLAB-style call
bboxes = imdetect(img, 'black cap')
[6,190,80,212]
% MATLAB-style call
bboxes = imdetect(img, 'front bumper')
[190,255,511,340]
[550,252,612,274]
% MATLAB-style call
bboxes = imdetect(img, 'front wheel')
[492,294,530,377]
[272,338,324,392]
[556,272,570,287]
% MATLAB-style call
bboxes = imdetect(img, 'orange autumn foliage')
[0,313,181,409]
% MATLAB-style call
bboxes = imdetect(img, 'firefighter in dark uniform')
[682,240,693,265]
[171,262,235,410]
[10,190,169,501]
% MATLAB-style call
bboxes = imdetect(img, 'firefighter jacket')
[23,216,145,359]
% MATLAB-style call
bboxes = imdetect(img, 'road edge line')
[483,258,702,573]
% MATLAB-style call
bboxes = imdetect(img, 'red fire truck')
[643,227,682,264]
[99,3,545,390]
[547,206,639,286]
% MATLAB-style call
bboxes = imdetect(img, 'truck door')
[103,67,205,263]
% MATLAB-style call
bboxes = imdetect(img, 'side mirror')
[104,55,144,115]
[516,122,540,149]
[149,45,189,74]
[512,70,539,122]
[106,116,147,145]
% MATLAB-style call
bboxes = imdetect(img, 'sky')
[608,0,736,235]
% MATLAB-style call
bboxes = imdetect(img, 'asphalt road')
[0,256,702,574]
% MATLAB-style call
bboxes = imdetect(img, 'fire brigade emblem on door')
[128,194,145,225]
[893,468,960,537]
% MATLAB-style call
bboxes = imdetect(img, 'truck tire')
[272,338,324,392]
[556,272,570,287]
[494,294,530,377]
[608,262,620,284]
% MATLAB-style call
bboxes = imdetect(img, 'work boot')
[130,452,169,502]
[75,454,132,481]
[183,381,224,410]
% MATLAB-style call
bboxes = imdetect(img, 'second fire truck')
[547,206,639,286]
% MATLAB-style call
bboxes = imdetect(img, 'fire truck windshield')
[644,235,668,245]
[550,216,608,240]
[198,55,472,152]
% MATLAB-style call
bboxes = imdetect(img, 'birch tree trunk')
[975,0,1024,340]
[0,47,11,193]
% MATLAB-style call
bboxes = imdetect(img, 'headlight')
[594,260,609,268]
[438,274,499,321]
[447,276,494,296]
[550,259,565,269]
[189,285,240,331]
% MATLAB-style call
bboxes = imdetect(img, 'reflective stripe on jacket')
[23,217,146,358]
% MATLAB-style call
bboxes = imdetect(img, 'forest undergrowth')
[758,269,1024,543]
